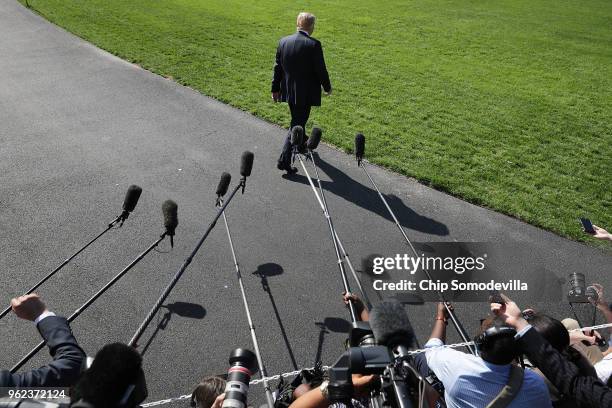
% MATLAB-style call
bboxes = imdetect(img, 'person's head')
[476,316,519,365]
[191,376,226,408]
[296,12,316,35]
[71,343,147,408]
[530,314,570,352]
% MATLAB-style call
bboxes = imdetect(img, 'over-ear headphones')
[474,326,517,350]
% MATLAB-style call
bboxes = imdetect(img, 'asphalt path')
[1,1,610,405]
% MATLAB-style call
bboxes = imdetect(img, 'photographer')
[191,376,226,408]
[423,302,552,407]
[287,374,375,408]
[492,294,612,408]
[0,294,85,388]
[527,314,598,406]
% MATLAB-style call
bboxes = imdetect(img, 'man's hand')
[343,292,369,321]
[272,91,281,102]
[436,302,452,320]
[592,225,612,241]
[589,283,606,309]
[352,374,377,397]
[211,393,225,408]
[11,293,48,321]
[490,293,529,331]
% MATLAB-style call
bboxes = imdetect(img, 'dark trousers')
[278,103,311,169]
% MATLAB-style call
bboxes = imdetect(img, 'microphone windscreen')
[162,200,178,235]
[240,151,254,178]
[307,127,322,150]
[369,301,415,348]
[122,185,143,213]
[216,172,232,196]
[355,133,365,159]
[290,126,304,146]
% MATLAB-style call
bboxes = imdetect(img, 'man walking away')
[272,12,332,174]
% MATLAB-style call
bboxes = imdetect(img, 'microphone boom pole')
[355,134,476,355]
[11,232,168,372]
[219,206,275,408]
[292,141,358,322]
[128,153,253,348]
[0,185,143,322]
[306,151,372,309]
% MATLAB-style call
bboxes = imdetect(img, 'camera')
[221,348,258,408]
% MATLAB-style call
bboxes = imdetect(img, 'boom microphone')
[162,200,178,247]
[307,127,322,151]
[355,133,365,164]
[290,126,304,147]
[369,301,415,349]
[240,151,254,178]
[217,172,232,197]
[121,185,143,222]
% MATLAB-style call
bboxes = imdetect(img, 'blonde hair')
[297,12,316,32]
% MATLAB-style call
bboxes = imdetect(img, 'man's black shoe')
[277,161,285,171]
[286,167,298,175]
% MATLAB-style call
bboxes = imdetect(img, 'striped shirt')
[424,338,552,408]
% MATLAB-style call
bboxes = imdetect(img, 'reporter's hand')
[272,92,281,102]
[569,330,597,346]
[490,293,529,331]
[592,225,612,241]
[211,393,225,408]
[436,302,452,320]
[343,292,369,321]
[589,283,606,308]
[352,374,376,397]
[11,294,47,321]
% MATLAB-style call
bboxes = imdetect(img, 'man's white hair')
[297,12,316,32]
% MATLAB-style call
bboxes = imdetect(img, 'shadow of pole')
[253,263,298,370]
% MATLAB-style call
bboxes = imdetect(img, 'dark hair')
[191,376,226,408]
[477,316,519,365]
[71,343,143,407]
[529,314,570,352]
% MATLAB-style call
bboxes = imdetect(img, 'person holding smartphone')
[581,218,612,241]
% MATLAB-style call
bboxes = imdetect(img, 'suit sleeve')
[519,327,612,408]
[0,316,85,388]
[313,41,331,93]
[271,42,283,93]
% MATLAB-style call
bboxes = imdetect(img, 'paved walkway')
[1,0,609,403]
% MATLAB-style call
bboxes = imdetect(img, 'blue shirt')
[425,338,552,408]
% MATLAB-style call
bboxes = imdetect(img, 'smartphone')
[580,217,595,234]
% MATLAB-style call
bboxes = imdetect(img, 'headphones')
[474,326,517,350]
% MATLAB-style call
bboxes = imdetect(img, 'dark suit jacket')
[0,316,85,388]
[519,327,612,408]
[271,31,331,107]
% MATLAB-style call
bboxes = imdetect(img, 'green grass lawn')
[21,0,611,243]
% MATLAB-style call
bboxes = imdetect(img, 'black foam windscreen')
[307,127,322,150]
[240,151,254,178]
[216,172,232,196]
[290,126,304,146]
[369,301,415,348]
[162,200,178,235]
[355,133,365,160]
[123,185,143,213]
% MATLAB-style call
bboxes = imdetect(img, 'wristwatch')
[319,380,330,399]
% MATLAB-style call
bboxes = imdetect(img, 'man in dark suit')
[0,294,85,387]
[272,12,332,174]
